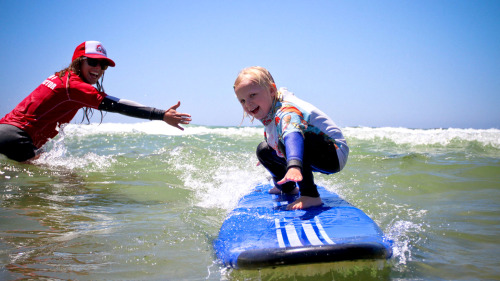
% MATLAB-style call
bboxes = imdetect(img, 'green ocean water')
[1,122,499,280]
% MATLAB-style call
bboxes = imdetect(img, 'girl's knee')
[256,141,268,155]
[256,141,275,161]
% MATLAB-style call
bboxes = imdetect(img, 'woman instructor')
[0,40,191,162]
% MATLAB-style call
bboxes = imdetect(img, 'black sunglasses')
[84,57,109,70]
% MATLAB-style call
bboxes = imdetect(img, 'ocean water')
[1,122,499,280]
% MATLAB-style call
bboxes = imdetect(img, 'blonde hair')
[233,66,275,90]
[234,66,278,124]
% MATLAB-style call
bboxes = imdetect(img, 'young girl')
[233,66,349,210]
[0,40,192,162]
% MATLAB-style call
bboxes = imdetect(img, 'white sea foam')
[63,123,500,148]
[33,151,116,171]
[30,123,500,174]
[63,121,186,136]
[62,122,262,138]
[344,127,500,148]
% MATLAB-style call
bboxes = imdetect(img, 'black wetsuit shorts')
[0,124,38,162]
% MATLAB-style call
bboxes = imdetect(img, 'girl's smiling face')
[80,58,105,84]
[234,78,276,120]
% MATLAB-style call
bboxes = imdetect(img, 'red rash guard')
[0,72,106,148]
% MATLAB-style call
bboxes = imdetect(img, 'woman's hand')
[163,101,192,130]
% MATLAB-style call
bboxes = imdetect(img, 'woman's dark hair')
[56,57,105,124]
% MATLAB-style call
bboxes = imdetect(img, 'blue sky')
[1,0,499,129]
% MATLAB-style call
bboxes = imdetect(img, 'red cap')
[72,41,116,67]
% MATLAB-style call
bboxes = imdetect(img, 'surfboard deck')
[214,183,392,269]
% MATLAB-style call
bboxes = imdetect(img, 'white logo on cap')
[96,44,106,55]
[85,41,107,57]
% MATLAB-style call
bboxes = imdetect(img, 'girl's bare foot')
[286,196,322,210]
[269,186,299,195]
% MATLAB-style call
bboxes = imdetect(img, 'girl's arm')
[283,132,304,170]
[277,131,304,184]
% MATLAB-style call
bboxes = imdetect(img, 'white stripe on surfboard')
[276,218,328,248]
[302,221,323,246]
[273,201,288,208]
[275,219,286,248]
[284,220,302,247]
[314,216,335,244]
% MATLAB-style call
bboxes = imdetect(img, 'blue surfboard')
[214,183,392,269]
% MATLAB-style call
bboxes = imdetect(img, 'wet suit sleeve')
[284,131,304,171]
[98,96,165,120]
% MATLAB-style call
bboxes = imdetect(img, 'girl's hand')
[163,101,192,130]
[277,167,303,185]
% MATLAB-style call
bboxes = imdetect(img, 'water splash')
[165,145,266,211]
[32,125,116,171]
[386,208,429,271]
